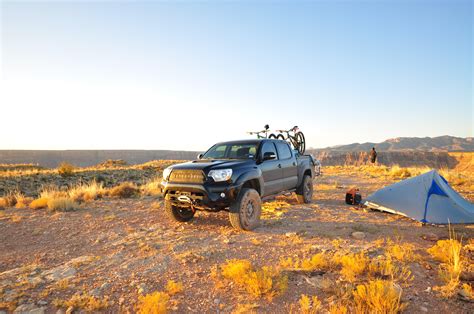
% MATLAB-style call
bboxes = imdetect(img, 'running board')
[262,189,296,202]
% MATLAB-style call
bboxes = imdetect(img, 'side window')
[212,145,227,158]
[261,142,278,159]
[276,142,292,160]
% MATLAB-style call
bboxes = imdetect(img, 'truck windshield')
[203,143,258,160]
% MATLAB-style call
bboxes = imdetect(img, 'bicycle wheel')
[277,134,285,140]
[268,133,278,139]
[295,132,306,154]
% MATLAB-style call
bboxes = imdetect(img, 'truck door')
[259,142,283,196]
[275,141,298,190]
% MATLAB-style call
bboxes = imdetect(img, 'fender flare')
[234,169,264,196]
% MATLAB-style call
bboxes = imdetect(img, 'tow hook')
[177,195,196,213]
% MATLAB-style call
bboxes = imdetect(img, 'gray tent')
[365,170,474,224]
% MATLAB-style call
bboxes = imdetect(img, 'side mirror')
[263,152,277,161]
[197,153,203,159]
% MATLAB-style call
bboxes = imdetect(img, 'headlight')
[208,169,232,182]
[162,167,172,180]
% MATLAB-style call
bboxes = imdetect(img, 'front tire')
[268,133,277,139]
[165,200,195,222]
[296,175,313,204]
[229,188,261,231]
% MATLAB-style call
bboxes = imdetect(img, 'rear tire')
[165,200,195,222]
[277,134,285,140]
[295,132,306,154]
[229,188,261,231]
[296,175,313,204]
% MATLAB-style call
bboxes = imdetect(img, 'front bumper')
[160,181,240,210]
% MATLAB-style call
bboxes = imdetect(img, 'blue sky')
[0,0,472,151]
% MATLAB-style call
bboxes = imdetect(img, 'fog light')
[220,193,225,198]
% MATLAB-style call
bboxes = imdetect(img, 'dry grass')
[439,168,469,186]
[46,197,79,212]
[136,280,183,314]
[109,182,139,198]
[353,279,405,313]
[53,293,109,311]
[297,294,321,314]
[220,259,288,300]
[460,283,473,301]
[0,197,6,209]
[232,303,259,314]
[280,252,331,272]
[136,291,169,314]
[328,303,348,314]
[3,191,19,207]
[69,181,106,202]
[30,198,49,210]
[333,252,368,282]
[428,228,464,297]
[367,256,413,285]
[165,280,183,296]
[140,177,163,196]
[10,192,32,209]
[385,240,418,262]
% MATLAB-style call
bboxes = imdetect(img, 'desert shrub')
[298,294,321,314]
[353,280,405,313]
[428,239,463,264]
[58,162,75,177]
[0,197,5,210]
[141,177,162,197]
[136,291,169,314]
[428,237,464,297]
[68,181,106,202]
[53,293,109,311]
[221,259,252,285]
[386,241,417,262]
[279,253,331,271]
[388,165,412,179]
[96,159,128,168]
[333,252,368,282]
[47,197,79,211]
[165,280,183,296]
[439,169,467,186]
[220,259,287,299]
[300,253,330,271]
[367,256,413,285]
[109,182,138,198]
[40,186,67,200]
[29,198,48,209]
[3,191,18,207]
[232,303,259,314]
[328,303,348,314]
[460,283,473,301]
[14,193,33,209]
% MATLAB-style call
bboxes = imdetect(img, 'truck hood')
[169,159,254,172]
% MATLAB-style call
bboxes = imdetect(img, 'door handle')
[278,164,282,168]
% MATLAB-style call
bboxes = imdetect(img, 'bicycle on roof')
[247,124,271,139]
[269,126,306,155]
[247,125,306,155]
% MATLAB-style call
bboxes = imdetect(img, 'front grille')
[169,169,205,183]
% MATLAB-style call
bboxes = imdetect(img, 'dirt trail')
[0,172,473,313]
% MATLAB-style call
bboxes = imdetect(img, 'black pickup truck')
[160,139,318,230]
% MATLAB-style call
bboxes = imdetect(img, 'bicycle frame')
[248,125,270,139]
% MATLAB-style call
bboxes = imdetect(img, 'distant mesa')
[315,136,474,153]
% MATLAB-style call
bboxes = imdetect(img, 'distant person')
[370,147,377,164]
